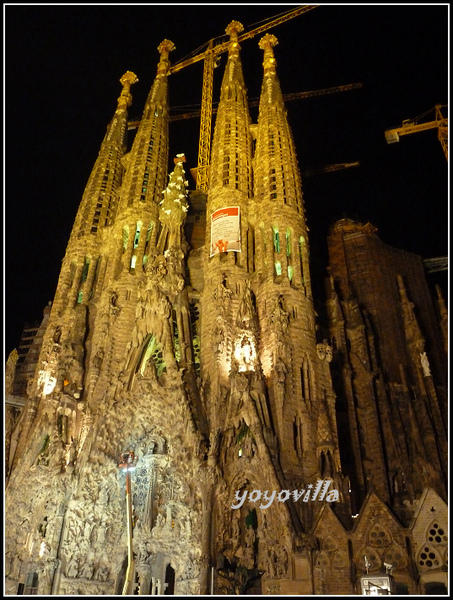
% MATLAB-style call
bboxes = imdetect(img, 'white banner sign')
[210,206,241,257]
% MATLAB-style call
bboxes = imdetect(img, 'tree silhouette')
[217,556,264,595]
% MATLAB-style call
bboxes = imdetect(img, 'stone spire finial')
[259,33,278,75]
[156,39,176,77]
[225,20,244,57]
[117,71,139,110]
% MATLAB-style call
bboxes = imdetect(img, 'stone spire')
[397,274,426,361]
[52,72,138,315]
[207,21,252,196]
[201,18,254,407]
[253,31,311,300]
[254,33,303,215]
[68,71,138,242]
[117,40,175,213]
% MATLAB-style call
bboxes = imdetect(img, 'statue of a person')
[420,351,431,377]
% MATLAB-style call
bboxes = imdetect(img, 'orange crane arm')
[385,104,448,160]
[385,120,440,142]
[169,6,319,75]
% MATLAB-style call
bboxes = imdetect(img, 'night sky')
[4,4,449,356]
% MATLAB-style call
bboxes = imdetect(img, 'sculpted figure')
[95,564,110,582]
[66,557,79,578]
[270,297,290,342]
[214,320,225,354]
[274,357,288,383]
[80,559,94,580]
[420,351,431,377]
[325,345,333,362]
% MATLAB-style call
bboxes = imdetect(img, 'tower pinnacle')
[259,33,278,75]
[117,71,139,110]
[156,39,176,77]
[225,20,244,57]
[117,41,173,211]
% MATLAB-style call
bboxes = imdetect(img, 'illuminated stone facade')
[5,25,447,596]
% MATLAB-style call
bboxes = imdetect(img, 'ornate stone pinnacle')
[158,39,176,55]
[117,71,139,109]
[259,33,278,51]
[225,20,244,39]
[120,71,139,86]
[259,34,278,74]
[157,39,176,76]
[226,21,243,58]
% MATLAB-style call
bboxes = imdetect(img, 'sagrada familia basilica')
[5,21,448,596]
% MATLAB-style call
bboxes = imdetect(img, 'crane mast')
[197,40,214,193]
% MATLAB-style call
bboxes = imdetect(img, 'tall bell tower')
[252,33,342,487]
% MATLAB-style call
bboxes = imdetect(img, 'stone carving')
[274,356,288,384]
[420,351,431,377]
[317,341,333,362]
[213,317,226,355]
[154,251,185,300]
[94,562,110,582]
[235,335,254,370]
[325,345,333,362]
[228,368,255,429]
[270,296,290,343]
[212,275,233,317]
[66,556,79,578]
[237,282,257,333]
[109,290,121,316]
[273,545,289,577]
[53,325,62,344]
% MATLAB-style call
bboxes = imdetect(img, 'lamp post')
[119,451,138,595]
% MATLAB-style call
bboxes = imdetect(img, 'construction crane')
[165,82,363,123]
[168,5,320,191]
[385,104,448,160]
[385,106,448,276]
[422,257,448,274]
[128,82,362,180]
[128,82,362,127]
[128,8,362,188]
[301,160,360,178]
